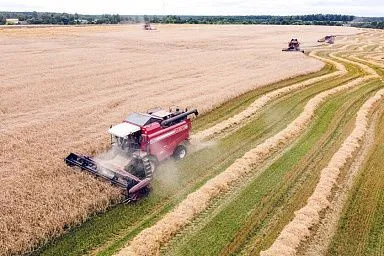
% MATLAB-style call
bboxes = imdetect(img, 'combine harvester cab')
[65,108,198,202]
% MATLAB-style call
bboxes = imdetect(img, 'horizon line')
[1,10,383,18]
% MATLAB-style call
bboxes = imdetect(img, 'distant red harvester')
[65,107,198,202]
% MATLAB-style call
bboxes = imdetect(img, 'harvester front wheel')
[144,156,157,180]
[124,157,157,180]
[173,145,187,160]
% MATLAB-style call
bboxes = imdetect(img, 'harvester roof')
[108,122,140,137]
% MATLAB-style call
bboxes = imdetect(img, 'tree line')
[1,12,382,29]
[351,22,384,29]
[349,17,384,29]
[152,14,354,26]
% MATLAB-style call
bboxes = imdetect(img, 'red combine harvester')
[65,108,198,202]
[282,38,305,53]
[318,35,336,44]
[143,22,156,30]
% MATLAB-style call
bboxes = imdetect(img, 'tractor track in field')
[116,43,380,255]
[224,82,382,256]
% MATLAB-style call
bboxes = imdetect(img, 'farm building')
[5,18,19,25]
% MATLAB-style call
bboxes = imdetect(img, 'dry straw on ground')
[261,88,384,256]
[0,24,356,255]
[304,103,378,256]
[116,53,375,256]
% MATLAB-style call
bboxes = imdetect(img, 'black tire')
[173,145,187,160]
[124,156,157,180]
[124,158,145,179]
[145,156,157,180]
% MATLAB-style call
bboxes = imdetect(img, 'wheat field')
[0,24,358,255]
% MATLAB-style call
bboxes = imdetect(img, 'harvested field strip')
[350,55,384,77]
[193,52,345,140]
[192,64,334,133]
[327,104,384,256]
[262,88,384,255]
[193,51,359,141]
[298,95,383,256]
[35,59,338,256]
[160,80,382,256]
[116,54,372,255]
[329,53,379,77]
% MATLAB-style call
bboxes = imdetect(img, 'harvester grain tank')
[282,38,305,53]
[65,108,198,202]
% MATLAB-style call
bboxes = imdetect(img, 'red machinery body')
[141,119,191,161]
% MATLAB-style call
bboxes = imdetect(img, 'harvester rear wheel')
[173,145,187,160]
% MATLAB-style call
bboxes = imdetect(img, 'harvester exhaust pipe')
[161,109,198,127]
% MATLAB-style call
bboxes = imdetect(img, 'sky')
[0,0,383,17]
